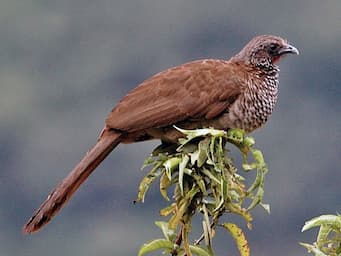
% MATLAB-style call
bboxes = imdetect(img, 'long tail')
[23,128,122,234]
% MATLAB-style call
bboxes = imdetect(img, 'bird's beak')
[279,43,299,55]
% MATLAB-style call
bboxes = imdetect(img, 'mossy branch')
[135,127,270,256]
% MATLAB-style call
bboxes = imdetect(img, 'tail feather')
[23,129,122,234]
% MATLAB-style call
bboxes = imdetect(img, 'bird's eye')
[269,43,278,51]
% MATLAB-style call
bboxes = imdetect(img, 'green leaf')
[197,138,210,167]
[246,167,263,193]
[302,215,341,232]
[160,204,174,216]
[225,202,253,224]
[189,150,200,165]
[259,203,270,214]
[214,179,228,212]
[246,187,264,211]
[226,128,245,144]
[299,242,328,256]
[163,157,181,180]
[251,149,264,164]
[221,223,250,256]
[189,245,212,256]
[160,172,171,201]
[207,136,225,172]
[201,168,221,185]
[155,221,176,242]
[202,204,212,246]
[168,212,181,231]
[191,173,207,196]
[141,156,155,169]
[175,126,226,139]
[168,197,191,230]
[136,166,163,202]
[179,154,189,195]
[300,214,341,256]
[138,239,174,256]
[316,225,332,247]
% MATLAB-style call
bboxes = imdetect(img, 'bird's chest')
[229,76,279,132]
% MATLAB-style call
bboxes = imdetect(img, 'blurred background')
[1,0,340,255]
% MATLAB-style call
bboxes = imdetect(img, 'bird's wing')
[106,59,242,132]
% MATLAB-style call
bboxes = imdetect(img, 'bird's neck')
[229,58,280,93]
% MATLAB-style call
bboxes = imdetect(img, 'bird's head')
[235,35,299,70]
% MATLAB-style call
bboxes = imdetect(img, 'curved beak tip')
[290,45,300,55]
[282,44,300,55]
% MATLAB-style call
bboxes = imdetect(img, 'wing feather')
[106,59,242,132]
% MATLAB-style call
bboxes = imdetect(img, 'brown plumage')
[23,34,298,234]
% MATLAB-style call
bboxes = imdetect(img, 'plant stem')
[171,227,183,256]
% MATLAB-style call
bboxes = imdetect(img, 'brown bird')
[23,35,298,234]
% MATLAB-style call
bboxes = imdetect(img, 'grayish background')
[1,0,340,255]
